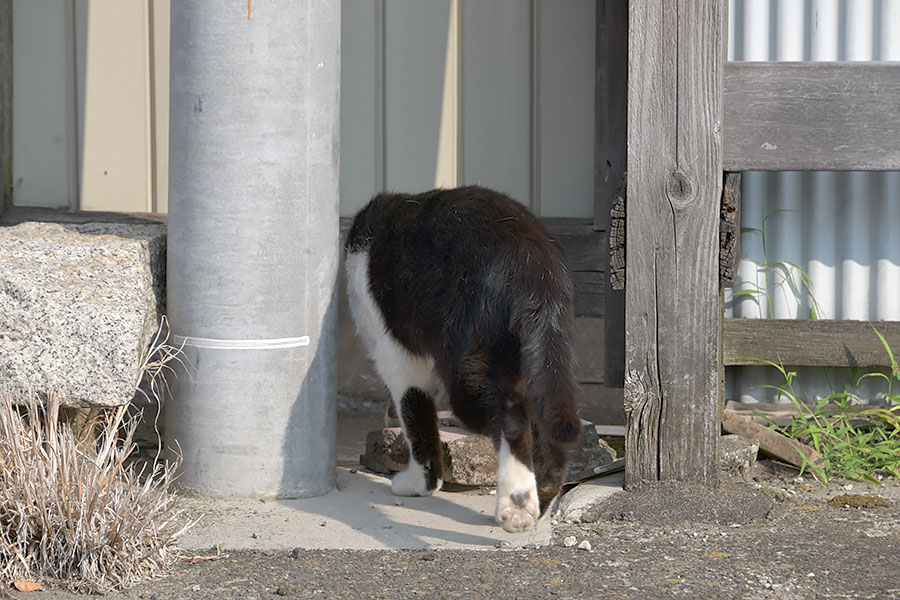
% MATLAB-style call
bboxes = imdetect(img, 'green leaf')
[871,326,899,378]
[732,289,765,298]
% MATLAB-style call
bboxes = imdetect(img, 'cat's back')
[345,186,556,262]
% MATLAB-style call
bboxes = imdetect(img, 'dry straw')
[0,317,194,592]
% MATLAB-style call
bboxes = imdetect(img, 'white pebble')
[563,536,577,547]
[578,540,592,552]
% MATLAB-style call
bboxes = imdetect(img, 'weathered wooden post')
[624,0,725,486]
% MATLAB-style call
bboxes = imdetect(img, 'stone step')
[360,419,619,487]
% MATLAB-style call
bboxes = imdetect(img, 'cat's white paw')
[495,487,539,533]
[390,461,440,496]
[495,437,540,532]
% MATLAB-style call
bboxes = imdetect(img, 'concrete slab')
[178,467,552,551]
[555,471,626,523]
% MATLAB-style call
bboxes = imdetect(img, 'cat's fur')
[345,186,581,533]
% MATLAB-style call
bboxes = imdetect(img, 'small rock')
[320,521,327,527]
[719,434,759,473]
[523,543,541,550]
[349,468,358,474]
[290,547,303,560]
[251,532,259,539]
[562,536,577,547]
[394,499,404,506]
[578,540,592,552]
[565,422,619,481]
[276,585,296,596]
[263,549,277,556]
[496,541,511,549]
[191,585,201,592]
[420,552,437,561]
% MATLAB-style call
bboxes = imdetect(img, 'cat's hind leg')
[389,386,443,496]
[494,397,541,533]
[449,360,540,533]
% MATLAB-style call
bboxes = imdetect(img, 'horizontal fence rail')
[724,318,900,368]
[723,61,900,171]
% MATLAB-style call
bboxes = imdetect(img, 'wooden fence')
[596,0,900,487]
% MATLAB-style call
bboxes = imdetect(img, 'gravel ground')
[8,461,900,600]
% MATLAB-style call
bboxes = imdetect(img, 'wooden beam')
[722,412,825,470]
[594,0,627,230]
[625,0,724,487]
[723,62,900,171]
[0,0,12,218]
[595,0,628,387]
[724,319,900,367]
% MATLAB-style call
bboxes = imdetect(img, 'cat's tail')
[511,259,582,444]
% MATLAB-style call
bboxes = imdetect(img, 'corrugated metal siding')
[726,0,900,403]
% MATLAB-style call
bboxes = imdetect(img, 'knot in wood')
[665,170,695,206]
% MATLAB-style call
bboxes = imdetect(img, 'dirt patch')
[829,493,892,509]
[10,461,900,599]
[582,480,775,526]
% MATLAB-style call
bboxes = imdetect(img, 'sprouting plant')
[734,209,824,320]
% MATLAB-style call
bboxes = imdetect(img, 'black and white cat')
[345,186,581,533]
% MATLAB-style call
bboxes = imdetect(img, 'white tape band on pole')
[172,335,311,350]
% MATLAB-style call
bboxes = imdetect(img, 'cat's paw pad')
[390,465,439,497]
[495,488,539,533]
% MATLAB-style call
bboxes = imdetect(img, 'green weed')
[752,327,900,485]
[736,209,823,320]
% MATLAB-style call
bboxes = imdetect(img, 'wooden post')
[594,0,627,388]
[624,0,725,487]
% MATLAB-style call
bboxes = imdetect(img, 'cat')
[344,185,581,533]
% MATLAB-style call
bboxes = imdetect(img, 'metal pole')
[165,1,339,497]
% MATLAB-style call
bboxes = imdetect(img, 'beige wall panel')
[537,0,595,218]
[339,1,596,218]
[12,0,74,208]
[460,0,531,209]
[151,0,169,213]
[75,0,151,212]
[383,0,451,194]
[340,0,380,216]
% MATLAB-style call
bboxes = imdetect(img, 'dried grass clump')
[0,390,191,592]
